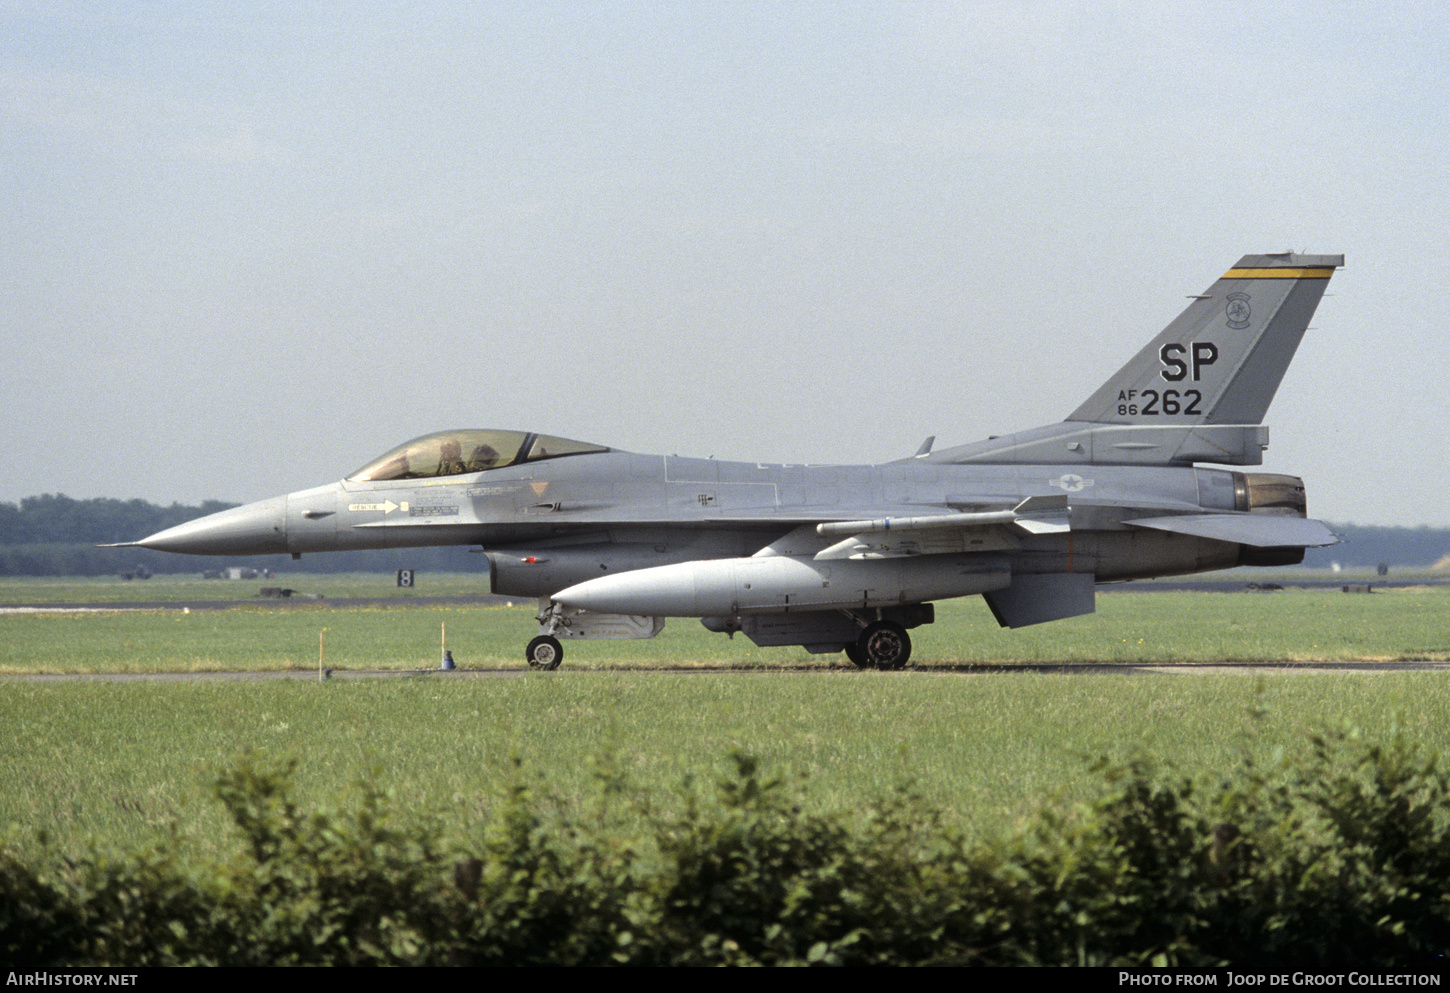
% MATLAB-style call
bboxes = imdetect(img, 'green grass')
[3,671,1450,864]
[2,566,1441,605]
[2,579,1448,864]
[2,585,1447,675]
[0,571,494,604]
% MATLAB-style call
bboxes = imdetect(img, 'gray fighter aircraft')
[122,252,1342,669]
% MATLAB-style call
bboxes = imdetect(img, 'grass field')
[2,574,1448,863]
[1,566,1438,604]
[4,671,1449,863]
[1,579,1447,674]
[0,571,496,604]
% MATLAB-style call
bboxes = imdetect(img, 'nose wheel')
[525,635,563,670]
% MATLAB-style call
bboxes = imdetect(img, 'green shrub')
[1200,726,1450,967]
[0,841,85,967]
[638,753,963,965]
[4,722,1448,966]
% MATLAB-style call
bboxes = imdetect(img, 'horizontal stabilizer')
[1125,514,1337,548]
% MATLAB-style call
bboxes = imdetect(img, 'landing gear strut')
[850,620,912,670]
[525,635,563,670]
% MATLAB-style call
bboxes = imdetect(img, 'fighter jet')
[122,252,1342,670]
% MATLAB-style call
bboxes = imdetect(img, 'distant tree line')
[0,494,481,578]
[1,493,1447,577]
[0,493,241,546]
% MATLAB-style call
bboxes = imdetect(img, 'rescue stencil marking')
[348,501,399,514]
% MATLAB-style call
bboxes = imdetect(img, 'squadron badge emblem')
[1225,291,1252,330]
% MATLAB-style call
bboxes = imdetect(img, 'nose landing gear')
[525,634,563,670]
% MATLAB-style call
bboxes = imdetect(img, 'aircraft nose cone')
[135,495,288,555]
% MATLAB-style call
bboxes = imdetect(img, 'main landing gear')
[845,620,912,670]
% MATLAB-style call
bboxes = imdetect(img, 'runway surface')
[6,659,1449,684]
[4,581,1444,682]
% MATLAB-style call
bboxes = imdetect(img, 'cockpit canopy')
[347,429,610,482]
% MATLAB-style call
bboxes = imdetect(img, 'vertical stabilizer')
[1067,253,1342,426]
[924,252,1342,467]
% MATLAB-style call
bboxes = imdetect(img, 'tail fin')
[924,253,1342,467]
[1068,253,1342,426]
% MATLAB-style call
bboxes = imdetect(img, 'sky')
[3,1,1447,527]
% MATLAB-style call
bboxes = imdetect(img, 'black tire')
[858,621,911,670]
[844,641,869,668]
[525,635,563,670]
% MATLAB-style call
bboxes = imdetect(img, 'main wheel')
[858,621,911,670]
[844,642,869,668]
[525,635,563,670]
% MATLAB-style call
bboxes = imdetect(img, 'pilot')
[438,438,466,476]
[466,443,500,472]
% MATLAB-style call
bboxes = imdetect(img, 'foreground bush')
[4,725,1449,966]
